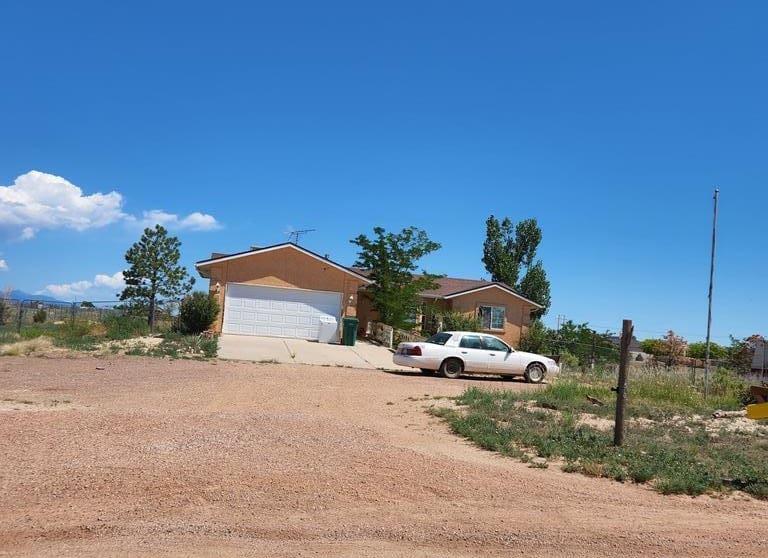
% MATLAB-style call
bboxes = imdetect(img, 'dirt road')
[1,355,766,556]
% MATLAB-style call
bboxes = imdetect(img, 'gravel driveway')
[1,355,766,557]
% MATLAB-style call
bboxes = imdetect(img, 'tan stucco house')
[195,243,371,341]
[196,242,542,346]
[356,276,542,347]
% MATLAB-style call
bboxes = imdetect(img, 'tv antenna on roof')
[286,228,316,245]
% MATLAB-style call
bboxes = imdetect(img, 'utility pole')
[704,188,719,399]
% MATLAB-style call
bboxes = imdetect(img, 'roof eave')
[194,242,373,284]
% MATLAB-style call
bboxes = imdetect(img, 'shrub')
[103,314,150,340]
[441,310,481,332]
[179,292,219,334]
[0,299,11,326]
[32,309,47,323]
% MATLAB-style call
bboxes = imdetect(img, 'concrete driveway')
[218,334,411,371]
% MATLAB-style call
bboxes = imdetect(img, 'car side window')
[483,336,510,352]
[459,335,483,349]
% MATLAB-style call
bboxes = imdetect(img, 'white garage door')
[222,283,342,339]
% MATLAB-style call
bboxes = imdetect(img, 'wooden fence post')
[613,319,633,447]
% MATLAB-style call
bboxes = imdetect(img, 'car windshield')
[426,332,452,345]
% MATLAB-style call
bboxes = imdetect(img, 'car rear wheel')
[524,363,546,383]
[440,358,463,379]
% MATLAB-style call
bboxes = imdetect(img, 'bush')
[179,292,219,334]
[441,310,481,332]
[103,314,150,340]
[0,299,11,325]
[33,309,47,323]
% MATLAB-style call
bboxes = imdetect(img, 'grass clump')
[125,332,218,359]
[102,314,150,340]
[438,369,767,499]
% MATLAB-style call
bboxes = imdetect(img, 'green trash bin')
[342,317,359,346]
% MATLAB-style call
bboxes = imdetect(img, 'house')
[357,276,542,347]
[752,338,768,376]
[195,243,372,341]
[196,243,542,346]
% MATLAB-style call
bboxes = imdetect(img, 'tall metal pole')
[704,188,719,399]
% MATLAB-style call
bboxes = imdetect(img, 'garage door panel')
[223,283,341,340]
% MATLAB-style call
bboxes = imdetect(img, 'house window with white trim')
[478,305,505,330]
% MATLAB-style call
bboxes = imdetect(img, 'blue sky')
[1,1,765,343]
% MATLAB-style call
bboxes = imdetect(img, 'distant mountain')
[8,290,69,304]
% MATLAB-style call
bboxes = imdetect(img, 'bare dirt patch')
[0,355,766,557]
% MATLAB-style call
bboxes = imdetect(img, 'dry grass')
[0,336,55,356]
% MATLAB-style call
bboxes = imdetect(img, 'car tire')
[524,363,546,384]
[440,358,463,379]
[420,368,435,375]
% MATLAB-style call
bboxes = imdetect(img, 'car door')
[457,334,489,372]
[482,336,522,374]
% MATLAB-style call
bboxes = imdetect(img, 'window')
[478,305,505,330]
[482,336,510,352]
[426,332,452,345]
[459,335,484,349]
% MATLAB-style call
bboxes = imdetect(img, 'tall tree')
[351,226,441,329]
[482,215,551,315]
[481,216,518,285]
[120,225,195,329]
[518,261,551,318]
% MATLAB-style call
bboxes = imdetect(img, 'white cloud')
[44,280,94,300]
[43,271,125,300]
[1,171,221,240]
[0,171,125,235]
[179,212,220,231]
[131,209,221,231]
[0,259,8,272]
[94,271,124,289]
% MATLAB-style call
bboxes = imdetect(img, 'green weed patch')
[435,371,767,499]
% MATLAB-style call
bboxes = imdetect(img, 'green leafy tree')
[481,215,551,315]
[351,226,441,329]
[518,261,551,319]
[556,320,617,366]
[687,341,727,360]
[482,217,519,286]
[640,338,666,356]
[0,288,11,326]
[179,291,219,334]
[518,318,551,353]
[120,225,195,330]
[727,334,764,372]
[32,308,47,323]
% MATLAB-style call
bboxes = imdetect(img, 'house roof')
[351,269,542,308]
[195,242,373,283]
[421,277,543,308]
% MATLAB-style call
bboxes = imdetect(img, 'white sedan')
[393,331,559,383]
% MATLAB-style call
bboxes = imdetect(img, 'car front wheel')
[524,363,546,384]
[440,358,463,379]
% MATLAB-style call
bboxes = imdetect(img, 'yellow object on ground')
[746,402,768,420]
